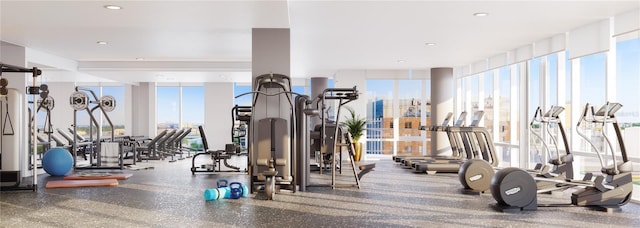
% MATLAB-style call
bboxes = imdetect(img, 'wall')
[46,82,77,143]
[131,82,152,137]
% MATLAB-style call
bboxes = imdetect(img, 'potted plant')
[342,106,366,161]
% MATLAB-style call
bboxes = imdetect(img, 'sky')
[156,86,204,125]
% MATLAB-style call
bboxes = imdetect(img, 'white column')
[430,68,454,156]
[541,56,549,110]
[519,62,529,168]
[571,59,581,151]
[557,52,567,118]
[204,82,234,148]
[252,28,290,81]
[310,77,328,128]
[422,79,428,155]
[478,74,485,127]
[509,64,519,167]
[148,82,157,137]
[251,28,291,134]
[124,84,133,136]
[493,69,500,142]
[607,19,616,102]
[46,82,76,139]
[393,80,399,156]
[131,82,150,136]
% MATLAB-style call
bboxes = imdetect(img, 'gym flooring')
[2,157,639,227]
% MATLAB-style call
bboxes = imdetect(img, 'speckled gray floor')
[2,156,639,228]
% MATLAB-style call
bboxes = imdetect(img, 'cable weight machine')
[69,86,120,169]
[0,62,43,191]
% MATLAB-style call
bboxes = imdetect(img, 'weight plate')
[40,90,49,99]
[39,96,55,111]
[39,84,49,92]
[0,87,7,96]
[0,78,8,86]
[100,95,116,112]
[70,91,89,110]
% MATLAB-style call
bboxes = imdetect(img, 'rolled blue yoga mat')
[204,185,248,200]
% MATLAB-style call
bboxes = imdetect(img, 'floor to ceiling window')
[484,71,494,135]
[615,35,640,201]
[366,80,394,155]
[156,85,204,150]
[496,66,512,166]
[498,67,511,144]
[181,86,204,137]
[233,83,252,107]
[575,52,607,155]
[469,75,480,122]
[365,78,431,156]
[529,57,543,166]
[397,80,426,157]
[156,86,180,133]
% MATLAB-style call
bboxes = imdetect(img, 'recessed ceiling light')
[425,43,436,46]
[104,5,122,10]
[96,41,108,45]
[136,57,144,61]
[473,12,489,17]
[397,60,406,63]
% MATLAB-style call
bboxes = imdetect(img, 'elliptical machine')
[458,106,573,193]
[490,102,633,212]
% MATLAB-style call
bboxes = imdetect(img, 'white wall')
[131,82,152,137]
[624,127,640,158]
[46,82,77,144]
[204,82,234,149]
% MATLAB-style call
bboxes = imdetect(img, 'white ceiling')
[1,0,639,83]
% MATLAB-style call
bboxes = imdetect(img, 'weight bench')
[57,128,93,160]
[190,126,243,174]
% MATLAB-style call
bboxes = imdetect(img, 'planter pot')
[354,142,363,161]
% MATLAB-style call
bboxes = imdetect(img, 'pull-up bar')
[0,62,42,76]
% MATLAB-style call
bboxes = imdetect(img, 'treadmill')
[393,112,459,163]
[413,111,485,174]
[392,112,454,162]
[400,112,470,168]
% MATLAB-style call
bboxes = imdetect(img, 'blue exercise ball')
[42,147,73,176]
